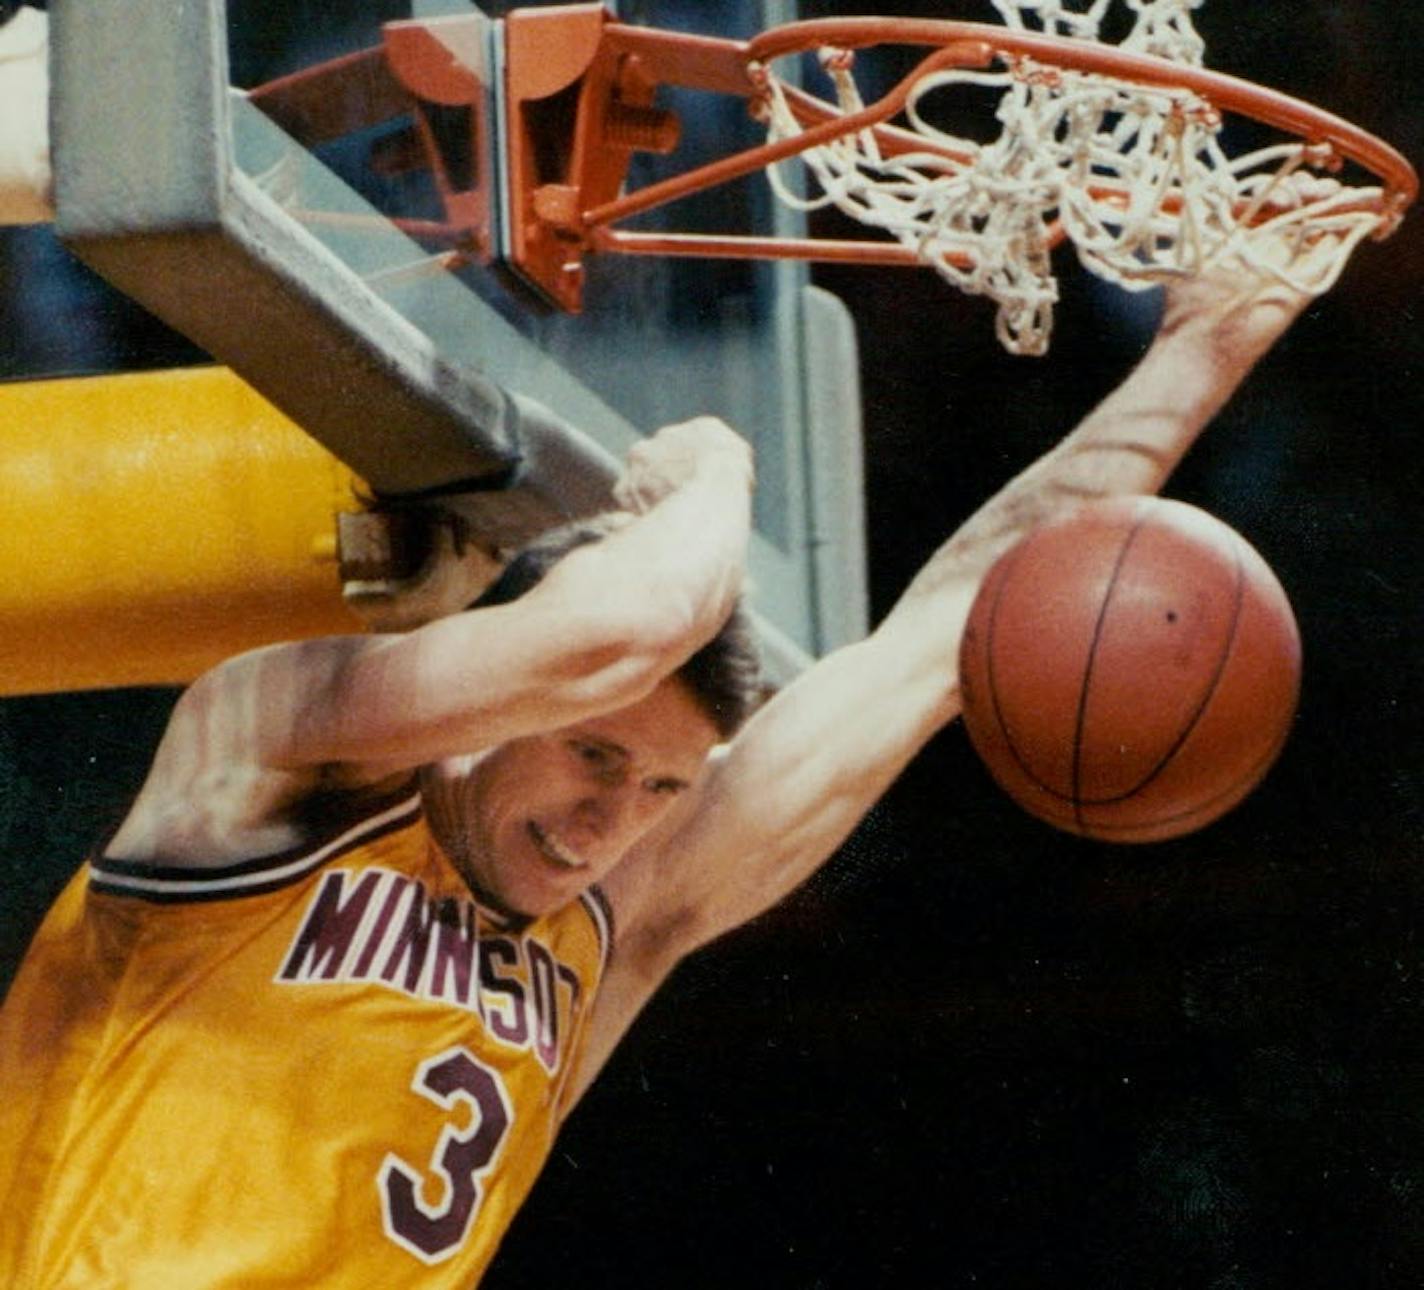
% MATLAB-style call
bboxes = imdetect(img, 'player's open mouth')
[528,821,587,870]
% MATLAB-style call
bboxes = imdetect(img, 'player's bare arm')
[106,417,753,867]
[570,257,1321,1105]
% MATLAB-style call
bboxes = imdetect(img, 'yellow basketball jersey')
[0,789,613,1288]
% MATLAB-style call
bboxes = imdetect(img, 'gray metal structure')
[48,0,867,680]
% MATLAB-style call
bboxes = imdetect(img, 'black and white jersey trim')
[89,794,423,904]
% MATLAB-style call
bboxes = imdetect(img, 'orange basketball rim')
[257,5,1418,323]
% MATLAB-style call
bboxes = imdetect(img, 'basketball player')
[0,257,1318,1285]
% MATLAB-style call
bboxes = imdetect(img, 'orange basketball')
[957,497,1300,843]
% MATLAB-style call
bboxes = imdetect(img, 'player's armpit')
[563,611,971,1110]
[599,598,972,966]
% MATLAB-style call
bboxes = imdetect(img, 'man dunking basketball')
[0,256,1319,1285]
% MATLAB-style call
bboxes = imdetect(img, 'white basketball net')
[754,0,1388,354]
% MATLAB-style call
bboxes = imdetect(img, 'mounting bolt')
[605,102,681,155]
[532,184,582,231]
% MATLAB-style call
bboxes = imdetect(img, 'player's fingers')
[611,476,640,514]
[613,472,659,515]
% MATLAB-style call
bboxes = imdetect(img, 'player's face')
[462,678,721,916]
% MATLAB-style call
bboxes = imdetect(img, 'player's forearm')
[602,286,1306,958]
[892,276,1309,620]
[552,449,754,660]
[1058,272,1311,487]
[255,441,754,774]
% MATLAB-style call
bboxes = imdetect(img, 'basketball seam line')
[1078,532,1247,809]
[984,536,1062,800]
[1069,508,1149,830]
[1065,724,1287,836]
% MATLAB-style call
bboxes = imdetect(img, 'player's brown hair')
[469,514,762,738]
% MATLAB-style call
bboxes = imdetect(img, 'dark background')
[3,2,1423,1286]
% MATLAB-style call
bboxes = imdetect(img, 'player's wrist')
[1159,270,1309,354]
[695,441,755,495]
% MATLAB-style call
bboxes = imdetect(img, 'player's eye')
[569,741,626,782]
[644,777,686,797]
[570,741,609,765]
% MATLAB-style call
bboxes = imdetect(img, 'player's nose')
[574,783,634,837]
